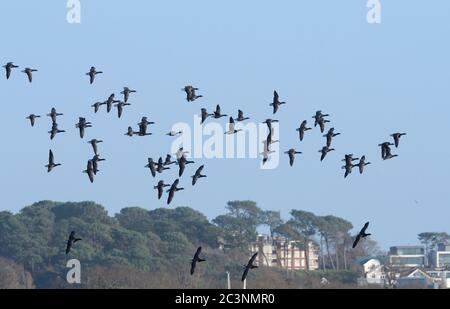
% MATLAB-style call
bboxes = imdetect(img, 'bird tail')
[198,258,206,262]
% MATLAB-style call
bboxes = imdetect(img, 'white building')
[356,257,386,286]
[250,235,319,270]
[430,244,450,269]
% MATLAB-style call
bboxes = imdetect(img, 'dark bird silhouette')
[354,155,371,174]
[312,110,330,127]
[235,109,250,122]
[105,94,120,113]
[22,68,37,83]
[91,101,104,113]
[190,246,206,275]
[88,139,103,155]
[164,154,176,166]
[157,157,170,174]
[115,101,131,118]
[154,180,170,200]
[242,252,258,282]
[3,62,18,79]
[121,87,136,103]
[270,90,286,114]
[26,114,41,127]
[86,66,102,84]
[49,122,65,140]
[66,231,82,254]
[47,107,63,124]
[137,117,154,136]
[125,126,137,137]
[262,119,279,133]
[213,105,227,119]
[201,108,213,124]
[378,142,395,160]
[145,158,157,177]
[296,120,312,141]
[192,165,206,186]
[75,117,92,139]
[175,147,190,160]
[92,155,105,175]
[183,86,202,102]
[342,154,359,167]
[319,146,335,161]
[384,144,398,160]
[391,133,406,148]
[352,222,371,248]
[324,127,341,148]
[260,141,275,165]
[167,179,184,205]
[342,161,354,178]
[284,149,302,167]
[225,117,242,134]
[45,150,61,173]
[178,156,195,177]
[83,160,95,183]
[318,117,330,134]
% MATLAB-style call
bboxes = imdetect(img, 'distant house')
[396,268,434,289]
[356,257,386,286]
[429,243,450,269]
[425,270,450,289]
[388,246,426,268]
[250,235,319,270]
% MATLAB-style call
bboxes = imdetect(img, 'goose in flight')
[296,120,312,141]
[191,246,206,275]
[115,101,131,118]
[262,119,279,132]
[26,114,41,127]
[156,157,170,174]
[201,108,213,124]
[83,160,95,183]
[92,155,105,175]
[312,110,330,127]
[270,90,286,114]
[352,222,371,248]
[242,252,258,282]
[163,154,176,166]
[121,87,136,103]
[47,107,63,124]
[154,180,170,200]
[75,117,92,139]
[342,161,354,178]
[3,62,19,79]
[284,149,302,167]
[378,142,394,159]
[167,179,184,205]
[45,150,61,173]
[125,126,138,137]
[261,140,275,165]
[145,158,157,177]
[88,139,103,155]
[225,117,242,134]
[319,146,335,161]
[105,94,121,113]
[49,122,65,140]
[342,154,359,167]
[354,155,371,174]
[175,147,190,160]
[318,117,330,134]
[235,109,250,122]
[177,156,195,177]
[192,165,206,186]
[86,66,103,84]
[391,133,406,148]
[91,102,104,113]
[183,85,203,102]
[66,231,81,255]
[22,68,37,83]
[324,127,341,148]
[383,144,398,160]
[137,117,155,136]
[213,105,227,119]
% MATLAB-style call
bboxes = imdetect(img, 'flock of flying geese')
[5,59,406,281]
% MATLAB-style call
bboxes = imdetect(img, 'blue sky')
[0,1,449,250]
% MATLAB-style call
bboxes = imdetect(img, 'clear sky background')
[0,1,449,250]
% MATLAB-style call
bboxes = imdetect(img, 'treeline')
[0,200,376,289]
